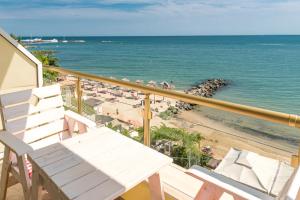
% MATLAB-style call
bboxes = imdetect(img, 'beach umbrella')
[136,79,144,84]
[160,81,171,89]
[148,80,156,85]
[122,78,130,82]
[160,81,167,85]
[148,80,157,88]
[120,78,130,92]
[106,76,117,88]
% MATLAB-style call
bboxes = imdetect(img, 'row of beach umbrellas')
[117,77,173,89]
[81,77,173,90]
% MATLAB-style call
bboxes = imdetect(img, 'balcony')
[44,66,300,162]
[1,28,299,200]
[1,66,300,199]
[4,66,298,199]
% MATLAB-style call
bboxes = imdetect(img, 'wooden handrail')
[44,66,300,129]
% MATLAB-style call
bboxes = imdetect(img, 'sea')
[27,36,300,144]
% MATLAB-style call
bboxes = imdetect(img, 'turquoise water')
[30,36,300,115]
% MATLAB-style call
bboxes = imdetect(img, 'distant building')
[95,115,115,125]
[84,98,104,114]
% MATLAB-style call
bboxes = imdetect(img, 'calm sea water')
[30,36,300,115]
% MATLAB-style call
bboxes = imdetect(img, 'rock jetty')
[176,79,229,111]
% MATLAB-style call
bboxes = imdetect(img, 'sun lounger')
[214,148,294,196]
[161,162,300,200]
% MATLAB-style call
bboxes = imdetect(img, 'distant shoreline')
[22,34,300,38]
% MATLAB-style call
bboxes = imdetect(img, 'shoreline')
[171,110,295,162]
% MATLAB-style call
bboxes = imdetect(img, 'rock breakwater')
[176,79,230,111]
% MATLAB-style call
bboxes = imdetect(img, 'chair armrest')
[187,165,274,200]
[0,131,33,156]
[64,110,96,128]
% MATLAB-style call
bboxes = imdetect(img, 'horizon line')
[19,34,300,37]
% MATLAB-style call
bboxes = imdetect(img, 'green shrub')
[150,124,208,168]
[32,50,60,82]
[107,123,130,137]
[159,106,179,120]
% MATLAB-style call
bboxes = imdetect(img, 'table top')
[28,127,172,200]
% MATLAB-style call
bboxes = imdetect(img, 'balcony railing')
[44,66,300,167]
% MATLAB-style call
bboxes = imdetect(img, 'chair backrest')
[0,84,67,145]
[278,166,300,200]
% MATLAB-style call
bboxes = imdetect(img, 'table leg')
[31,164,42,200]
[148,173,165,200]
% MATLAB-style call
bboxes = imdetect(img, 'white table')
[28,127,172,200]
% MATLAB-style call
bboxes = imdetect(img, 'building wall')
[0,35,39,130]
[0,35,38,91]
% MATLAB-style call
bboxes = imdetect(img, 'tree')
[158,106,178,120]
[110,123,210,168]
[10,34,21,43]
[151,124,202,145]
[32,50,60,82]
[150,124,209,168]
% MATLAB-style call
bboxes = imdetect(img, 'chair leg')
[195,182,223,200]
[78,122,87,134]
[66,118,76,134]
[17,155,31,200]
[31,163,42,200]
[0,146,11,200]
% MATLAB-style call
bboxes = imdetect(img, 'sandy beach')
[59,76,296,163]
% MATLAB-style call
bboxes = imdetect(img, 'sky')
[0,0,300,36]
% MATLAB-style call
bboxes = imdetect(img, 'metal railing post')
[143,94,151,146]
[291,155,299,167]
[291,145,300,167]
[76,77,82,114]
[298,147,300,166]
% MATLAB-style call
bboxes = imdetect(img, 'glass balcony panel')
[148,95,298,169]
